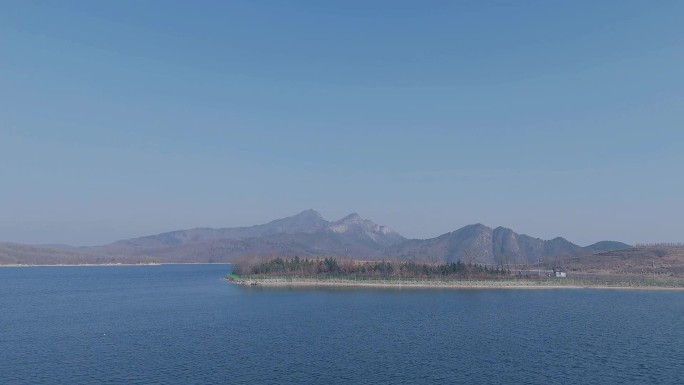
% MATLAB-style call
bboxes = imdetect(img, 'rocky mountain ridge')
[1,210,631,265]
[386,223,593,265]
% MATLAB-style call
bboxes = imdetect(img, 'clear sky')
[1,1,682,246]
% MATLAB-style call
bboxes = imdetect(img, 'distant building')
[553,267,567,278]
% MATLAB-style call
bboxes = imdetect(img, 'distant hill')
[102,209,329,249]
[584,241,632,253]
[85,210,406,262]
[386,224,585,265]
[563,246,684,276]
[1,210,637,266]
[0,242,158,265]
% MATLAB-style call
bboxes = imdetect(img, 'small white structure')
[553,268,567,278]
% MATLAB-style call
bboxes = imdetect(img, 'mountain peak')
[294,209,324,220]
[464,223,489,229]
[338,213,362,223]
[330,213,365,232]
[324,213,405,246]
[457,223,491,234]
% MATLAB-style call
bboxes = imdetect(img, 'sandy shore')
[229,277,684,291]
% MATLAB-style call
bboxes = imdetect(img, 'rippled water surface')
[1,264,683,384]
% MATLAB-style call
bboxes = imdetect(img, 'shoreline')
[0,262,232,268]
[228,276,684,291]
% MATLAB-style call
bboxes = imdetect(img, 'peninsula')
[227,257,684,290]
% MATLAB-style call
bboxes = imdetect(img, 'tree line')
[233,256,511,279]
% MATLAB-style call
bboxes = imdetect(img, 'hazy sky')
[1,1,683,246]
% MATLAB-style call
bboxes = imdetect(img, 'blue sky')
[1,1,682,246]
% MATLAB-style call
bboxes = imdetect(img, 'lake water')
[1,264,682,384]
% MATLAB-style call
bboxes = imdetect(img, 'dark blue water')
[1,265,683,384]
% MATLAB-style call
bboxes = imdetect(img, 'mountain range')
[1,209,630,265]
[388,224,587,265]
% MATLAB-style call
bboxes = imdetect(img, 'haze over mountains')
[0,210,631,265]
[80,209,406,263]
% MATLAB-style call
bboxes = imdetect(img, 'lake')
[1,264,682,384]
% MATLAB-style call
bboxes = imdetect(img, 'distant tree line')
[634,243,684,248]
[233,256,511,279]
